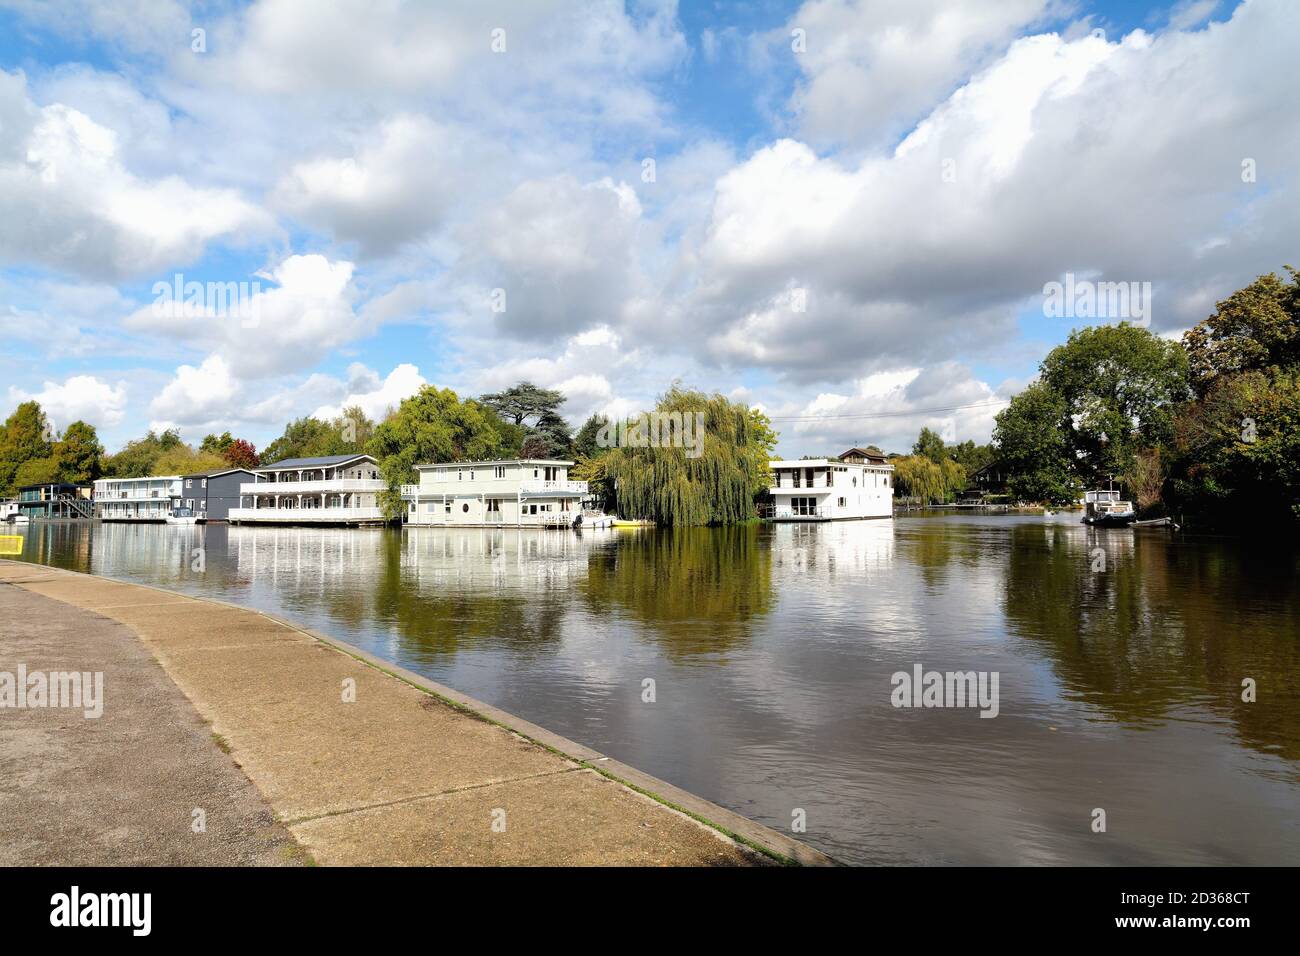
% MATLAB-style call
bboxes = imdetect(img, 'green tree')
[583,387,776,526]
[366,386,505,517]
[103,429,184,477]
[1038,324,1189,485]
[573,414,609,460]
[520,409,573,459]
[52,420,103,483]
[1183,267,1300,395]
[0,401,54,494]
[12,456,60,488]
[912,427,948,464]
[993,382,1080,504]
[199,432,235,456]
[478,382,564,427]
[261,417,346,464]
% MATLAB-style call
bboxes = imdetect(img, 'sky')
[1,0,1296,458]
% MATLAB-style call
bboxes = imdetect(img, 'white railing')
[766,505,831,519]
[228,507,386,522]
[519,480,588,494]
[239,479,387,495]
[400,484,419,497]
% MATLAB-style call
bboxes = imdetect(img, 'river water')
[9,514,1298,865]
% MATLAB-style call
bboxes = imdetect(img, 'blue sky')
[1,0,1292,457]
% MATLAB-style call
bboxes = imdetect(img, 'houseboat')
[177,467,257,522]
[94,476,181,522]
[14,482,95,520]
[1081,489,1136,526]
[401,459,586,528]
[766,448,894,521]
[228,454,388,525]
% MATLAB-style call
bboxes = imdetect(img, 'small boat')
[1081,489,1136,527]
[611,518,654,528]
[579,510,614,529]
[166,508,199,526]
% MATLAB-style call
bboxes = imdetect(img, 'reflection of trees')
[580,526,774,661]
[895,518,987,591]
[1003,523,1300,762]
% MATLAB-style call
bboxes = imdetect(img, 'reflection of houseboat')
[1081,489,1136,526]
[402,459,586,528]
[766,448,894,521]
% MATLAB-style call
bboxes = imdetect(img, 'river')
[8,513,1298,865]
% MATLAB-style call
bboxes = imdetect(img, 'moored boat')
[1081,489,1136,526]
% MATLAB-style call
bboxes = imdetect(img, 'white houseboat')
[766,448,894,521]
[228,454,388,525]
[401,459,586,528]
[94,475,182,522]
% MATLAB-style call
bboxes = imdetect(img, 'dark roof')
[182,467,258,479]
[17,481,90,491]
[838,447,888,462]
[258,454,375,470]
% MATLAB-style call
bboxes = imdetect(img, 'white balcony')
[400,484,419,497]
[239,479,388,495]
[228,507,386,523]
[519,480,588,495]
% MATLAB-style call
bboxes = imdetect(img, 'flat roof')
[257,454,376,470]
[770,459,893,468]
[182,468,258,479]
[415,459,574,469]
[93,475,182,482]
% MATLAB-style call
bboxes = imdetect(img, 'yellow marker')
[0,535,23,555]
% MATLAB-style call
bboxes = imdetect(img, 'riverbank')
[0,558,832,866]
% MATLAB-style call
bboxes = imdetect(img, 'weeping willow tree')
[891,454,966,503]
[581,386,776,526]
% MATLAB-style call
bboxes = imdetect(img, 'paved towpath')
[0,559,834,866]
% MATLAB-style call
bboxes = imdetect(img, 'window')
[410,503,416,513]
[838,497,846,507]
[463,503,470,513]
[792,470,801,488]
[486,499,501,512]
[494,465,506,479]
[425,503,435,513]
[457,469,463,481]
[444,501,452,513]
[185,479,192,487]
[202,479,207,488]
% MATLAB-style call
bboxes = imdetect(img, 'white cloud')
[148,355,239,427]
[8,374,129,430]
[0,70,271,280]
[782,0,1055,150]
[126,253,369,378]
[312,362,426,421]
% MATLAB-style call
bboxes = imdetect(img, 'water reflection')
[8,516,1299,864]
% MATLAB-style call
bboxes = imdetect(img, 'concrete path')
[0,580,302,865]
[0,560,832,866]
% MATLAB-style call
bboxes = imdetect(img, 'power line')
[767,398,1010,423]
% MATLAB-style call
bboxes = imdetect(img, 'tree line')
[992,267,1300,527]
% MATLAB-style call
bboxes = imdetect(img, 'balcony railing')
[400,484,419,497]
[519,480,588,494]
[228,507,386,522]
[239,479,387,495]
